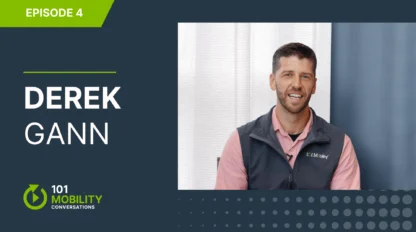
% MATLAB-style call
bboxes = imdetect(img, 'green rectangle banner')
[0,0,114,27]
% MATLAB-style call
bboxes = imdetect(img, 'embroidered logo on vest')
[306,152,329,160]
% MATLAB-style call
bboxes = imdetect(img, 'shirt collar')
[272,106,313,140]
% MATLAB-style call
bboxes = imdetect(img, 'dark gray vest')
[237,107,345,190]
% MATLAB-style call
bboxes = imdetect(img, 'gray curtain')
[331,23,416,190]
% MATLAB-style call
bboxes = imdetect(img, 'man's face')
[270,56,316,114]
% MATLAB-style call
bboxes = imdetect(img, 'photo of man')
[215,42,360,190]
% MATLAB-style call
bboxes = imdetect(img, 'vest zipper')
[250,134,297,189]
[250,134,292,169]
[288,172,293,189]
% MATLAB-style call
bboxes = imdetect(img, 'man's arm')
[330,135,361,190]
[214,130,248,190]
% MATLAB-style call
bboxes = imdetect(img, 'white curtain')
[178,23,332,190]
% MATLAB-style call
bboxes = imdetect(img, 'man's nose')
[291,76,302,89]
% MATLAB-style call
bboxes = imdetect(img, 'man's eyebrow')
[281,70,294,73]
[300,72,313,76]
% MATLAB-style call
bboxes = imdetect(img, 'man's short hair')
[272,42,317,75]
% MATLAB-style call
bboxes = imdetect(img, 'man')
[215,42,360,190]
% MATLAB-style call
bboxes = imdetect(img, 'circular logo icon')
[23,184,47,210]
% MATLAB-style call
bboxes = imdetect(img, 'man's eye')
[284,73,291,76]
[302,75,310,79]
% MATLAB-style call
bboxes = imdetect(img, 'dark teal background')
[0,0,415,231]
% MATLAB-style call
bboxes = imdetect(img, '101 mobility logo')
[23,184,102,210]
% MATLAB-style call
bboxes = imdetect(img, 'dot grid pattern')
[176,191,414,231]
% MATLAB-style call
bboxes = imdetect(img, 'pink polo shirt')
[215,107,361,190]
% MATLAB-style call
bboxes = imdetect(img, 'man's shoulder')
[236,112,270,137]
[314,114,346,137]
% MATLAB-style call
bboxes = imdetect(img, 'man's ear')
[270,73,276,90]
[312,77,317,94]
